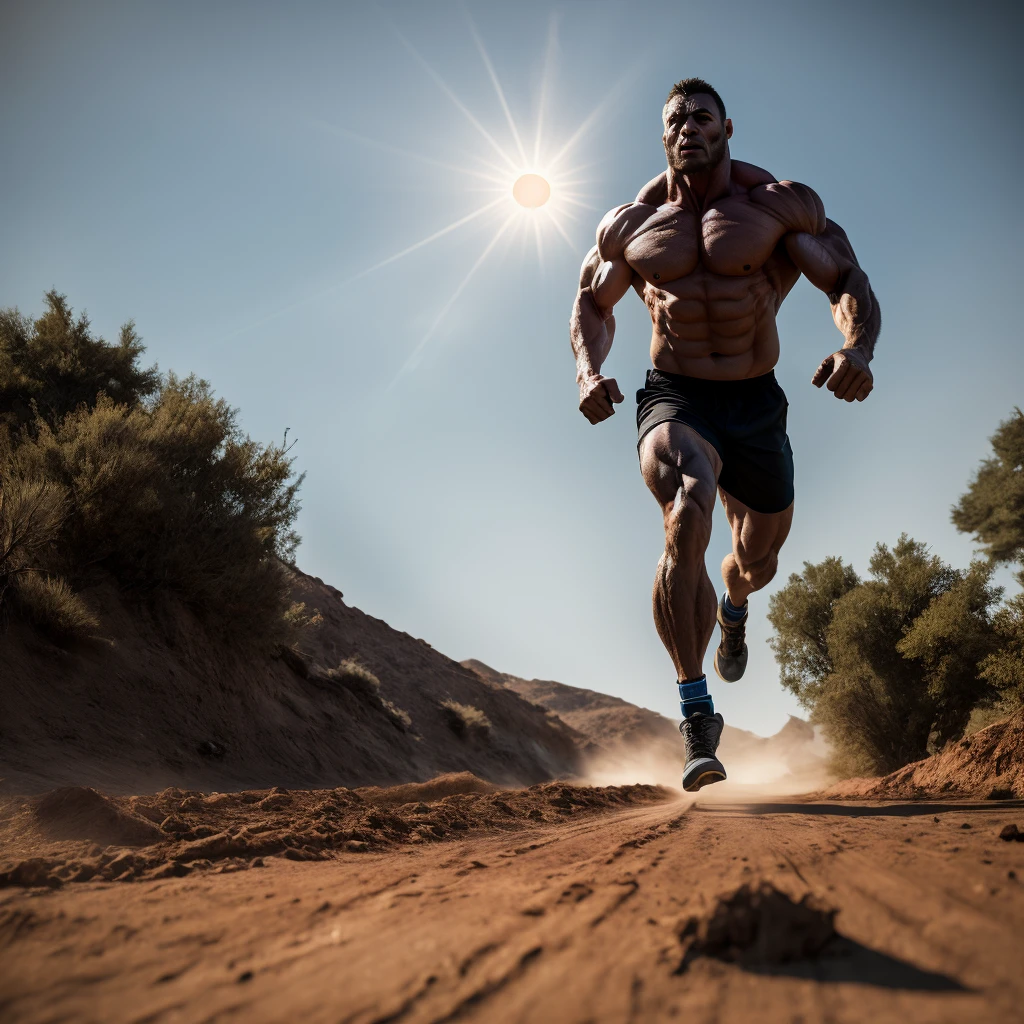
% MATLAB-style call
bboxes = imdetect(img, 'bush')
[768,537,1000,777]
[0,465,67,606]
[0,290,159,435]
[1,293,304,647]
[12,572,98,644]
[441,699,491,738]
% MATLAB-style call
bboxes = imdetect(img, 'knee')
[665,483,714,546]
[736,548,779,590]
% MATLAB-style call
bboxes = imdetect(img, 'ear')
[725,118,734,139]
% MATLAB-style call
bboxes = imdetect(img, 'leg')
[639,422,722,681]
[718,490,794,606]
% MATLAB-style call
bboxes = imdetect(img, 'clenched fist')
[812,348,873,402]
[578,375,624,424]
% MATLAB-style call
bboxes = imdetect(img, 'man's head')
[662,78,732,174]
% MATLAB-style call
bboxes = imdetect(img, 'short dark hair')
[665,78,726,121]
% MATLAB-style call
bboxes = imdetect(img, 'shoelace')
[682,716,718,759]
[720,615,746,656]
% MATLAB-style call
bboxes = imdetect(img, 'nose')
[680,120,698,136]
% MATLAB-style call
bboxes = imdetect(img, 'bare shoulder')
[749,180,826,235]
[596,202,657,261]
[731,160,776,188]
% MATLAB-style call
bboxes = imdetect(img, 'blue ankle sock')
[678,674,714,717]
[722,594,747,621]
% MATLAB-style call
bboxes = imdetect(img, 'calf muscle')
[641,424,721,680]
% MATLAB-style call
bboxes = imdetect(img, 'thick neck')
[666,153,732,211]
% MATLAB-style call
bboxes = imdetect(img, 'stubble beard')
[667,131,727,175]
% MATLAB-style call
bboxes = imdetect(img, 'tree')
[0,291,160,435]
[768,537,1000,776]
[766,556,860,706]
[980,571,1024,703]
[952,408,1024,711]
[952,408,1024,565]
[1,294,303,647]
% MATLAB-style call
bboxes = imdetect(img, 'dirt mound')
[355,772,500,806]
[824,711,1024,800]
[0,569,583,794]
[31,787,163,846]
[0,777,670,889]
[676,882,837,973]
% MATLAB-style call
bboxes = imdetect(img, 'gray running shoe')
[679,712,727,792]
[714,593,748,683]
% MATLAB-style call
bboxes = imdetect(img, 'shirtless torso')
[568,81,881,791]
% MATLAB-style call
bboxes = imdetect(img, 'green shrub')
[1,293,304,647]
[12,572,98,644]
[0,290,159,435]
[768,537,1000,777]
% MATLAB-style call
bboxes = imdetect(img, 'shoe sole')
[683,769,726,793]
[713,648,747,683]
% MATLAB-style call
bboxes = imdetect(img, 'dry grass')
[326,658,381,697]
[12,573,98,644]
[441,699,492,738]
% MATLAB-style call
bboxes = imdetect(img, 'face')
[662,93,732,173]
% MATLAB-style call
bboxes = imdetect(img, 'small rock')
[343,840,368,853]
[960,823,972,830]
[160,816,191,834]
[998,824,1022,842]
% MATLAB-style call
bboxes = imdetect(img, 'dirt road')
[2,793,1023,1023]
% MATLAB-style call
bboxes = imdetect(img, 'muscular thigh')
[640,422,722,514]
[719,487,793,564]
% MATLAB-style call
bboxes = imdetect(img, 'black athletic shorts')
[636,368,794,514]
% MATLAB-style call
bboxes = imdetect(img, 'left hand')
[812,348,873,402]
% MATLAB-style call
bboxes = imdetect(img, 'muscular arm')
[785,215,881,402]
[569,211,636,423]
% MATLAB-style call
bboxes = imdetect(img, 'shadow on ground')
[746,936,969,991]
[696,800,1024,818]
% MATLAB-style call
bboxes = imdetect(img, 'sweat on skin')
[567,78,880,788]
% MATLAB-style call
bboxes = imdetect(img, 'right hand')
[578,375,624,424]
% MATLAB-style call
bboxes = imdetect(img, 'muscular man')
[569,78,879,792]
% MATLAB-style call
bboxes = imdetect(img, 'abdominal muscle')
[645,267,781,380]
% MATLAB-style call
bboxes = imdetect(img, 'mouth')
[678,145,704,155]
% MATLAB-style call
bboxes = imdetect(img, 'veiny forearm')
[570,287,615,383]
[830,267,880,360]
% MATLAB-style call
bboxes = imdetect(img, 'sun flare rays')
[227,18,603,374]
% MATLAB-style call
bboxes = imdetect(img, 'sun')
[266,16,600,380]
[512,173,551,209]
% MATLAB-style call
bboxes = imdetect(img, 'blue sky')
[3,0,1022,735]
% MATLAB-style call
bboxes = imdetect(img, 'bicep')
[591,256,633,315]
[577,245,631,318]
[784,231,843,294]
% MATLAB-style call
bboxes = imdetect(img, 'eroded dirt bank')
[2,784,1024,1023]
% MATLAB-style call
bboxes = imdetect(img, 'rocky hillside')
[0,570,583,794]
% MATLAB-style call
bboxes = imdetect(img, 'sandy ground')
[3,785,1024,1024]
